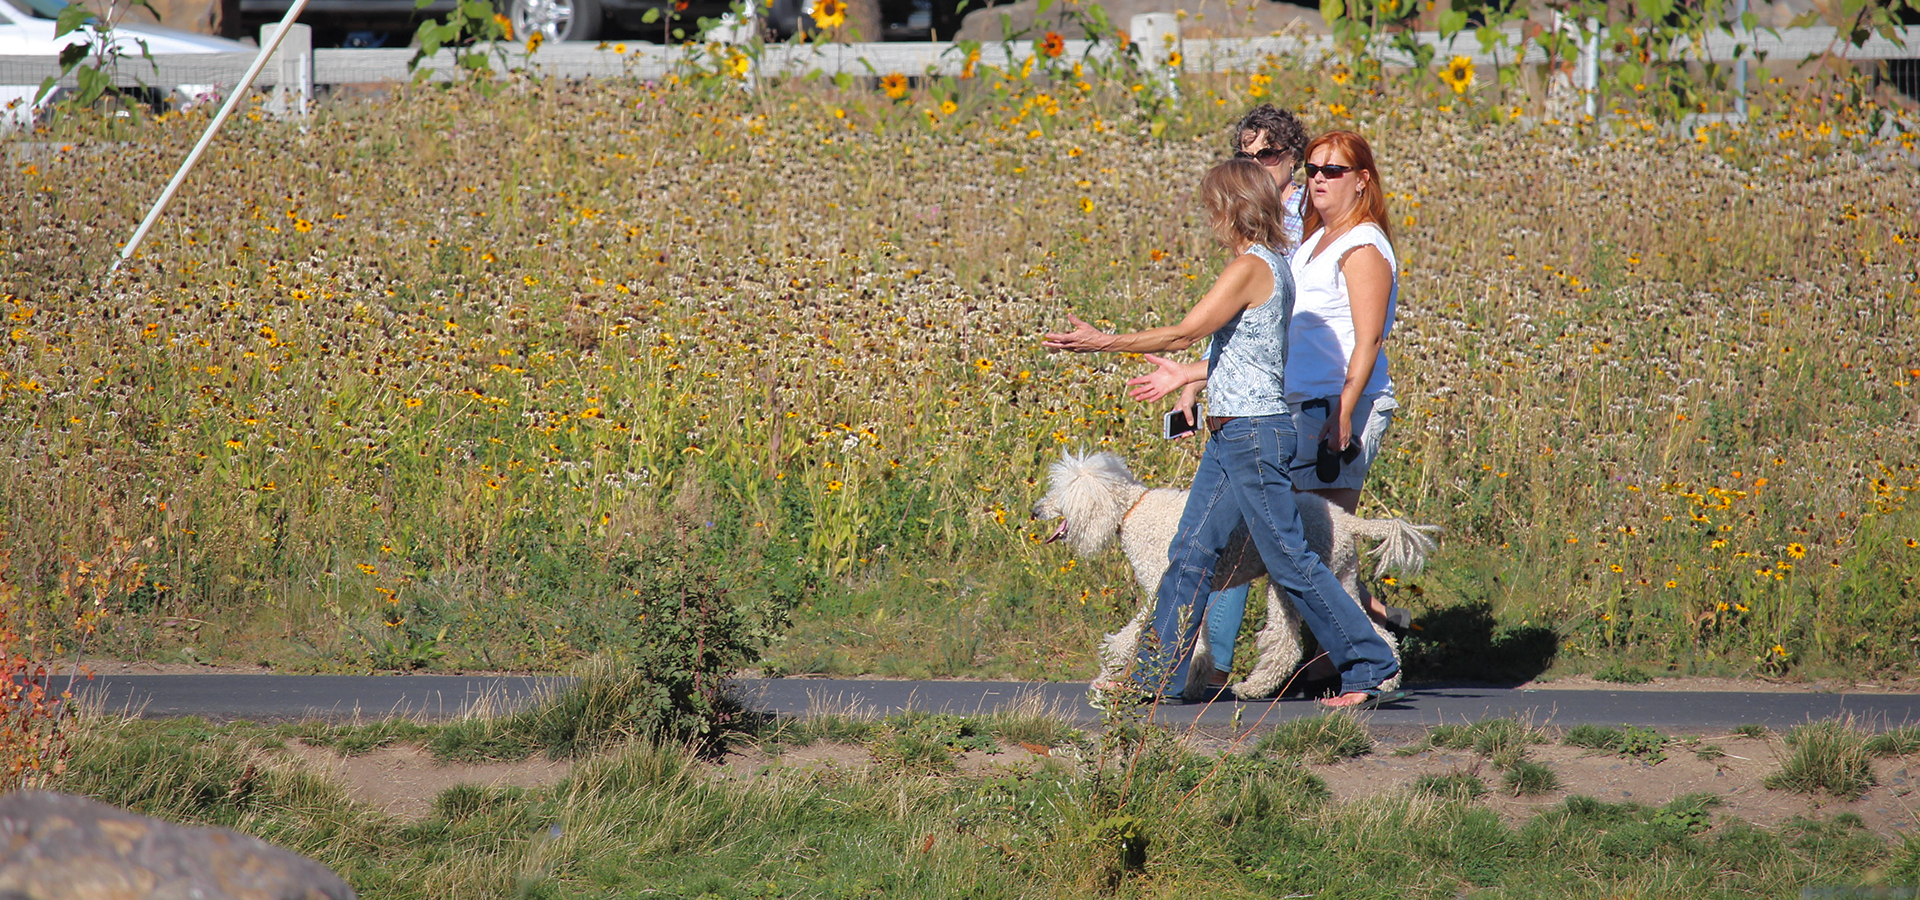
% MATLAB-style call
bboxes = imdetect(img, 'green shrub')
[432,654,750,761]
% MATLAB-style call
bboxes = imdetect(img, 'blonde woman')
[1043,158,1399,707]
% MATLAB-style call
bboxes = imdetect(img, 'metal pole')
[110,0,314,274]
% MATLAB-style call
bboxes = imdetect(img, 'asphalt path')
[76,674,1920,734]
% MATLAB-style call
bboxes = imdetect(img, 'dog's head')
[1031,450,1146,558]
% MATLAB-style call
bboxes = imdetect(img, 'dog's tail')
[1338,513,1442,577]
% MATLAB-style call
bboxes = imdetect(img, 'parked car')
[0,0,249,127]
[233,0,734,45]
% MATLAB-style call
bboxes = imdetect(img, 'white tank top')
[1284,223,1397,404]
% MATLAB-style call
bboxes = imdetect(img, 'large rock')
[957,0,1327,43]
[0,791,356,900]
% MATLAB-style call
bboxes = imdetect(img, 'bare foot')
[1320,691,1372,708]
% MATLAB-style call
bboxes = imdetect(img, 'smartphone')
[1162,404,1200,440]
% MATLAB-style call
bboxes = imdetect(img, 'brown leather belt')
[1206,415,1240,434]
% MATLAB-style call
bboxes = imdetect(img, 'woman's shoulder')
[1340,223,1397,264]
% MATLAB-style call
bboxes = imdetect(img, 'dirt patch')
[1314,733,1919,840]
[284,742,571,820]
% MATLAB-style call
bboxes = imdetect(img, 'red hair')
[1299,131,1391,244]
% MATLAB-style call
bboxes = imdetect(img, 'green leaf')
[74,65,107,107]
[1322,0,1345,24]
[832,71,853,88]
[1616,60,1642,84]
[54,3,91,38]
[33,75,59,106]
[57,40,90,71]
[1036,0,1053,14]
[1438,8,1467,35]
[642,7,661,22]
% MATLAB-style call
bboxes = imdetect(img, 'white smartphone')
[1162,404,1200,439]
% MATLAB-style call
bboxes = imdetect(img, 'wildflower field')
[2,53,1917,683]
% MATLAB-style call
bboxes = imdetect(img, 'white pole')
[110,0,315,274]
[1583,17,1599,119]
[1733,0,1748,119]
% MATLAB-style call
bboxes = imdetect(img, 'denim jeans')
[1204,584,1252,674]
[1138,414,1398,698]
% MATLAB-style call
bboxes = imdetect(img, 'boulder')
[957,0,1327,43]
[0,791,356,900]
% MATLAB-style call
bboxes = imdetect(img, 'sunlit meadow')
[2,52,1917,681]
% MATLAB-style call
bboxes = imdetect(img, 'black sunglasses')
[1233,148,1289,166]
[1303,163,1353,179]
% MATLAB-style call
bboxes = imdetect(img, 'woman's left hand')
[1042,314,1112,353]
[1318,412,1354,453]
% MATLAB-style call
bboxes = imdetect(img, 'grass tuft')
[1420,717,1547,768]
[1864,725,1920,758]
[1503,760,1562,797]
[1414,772,1489,802]
[1765,719,1878,800]
[1255,713,1372,764]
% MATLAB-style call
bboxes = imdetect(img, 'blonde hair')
[1199,158,1292,253]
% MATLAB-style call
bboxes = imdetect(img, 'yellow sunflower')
[880,72,909,100]
[811,0,846,29]
[1438,55,1474,95]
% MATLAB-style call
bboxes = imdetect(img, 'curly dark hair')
[1231,104,1308,164]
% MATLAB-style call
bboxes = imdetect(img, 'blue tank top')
[1205,244,1292,417]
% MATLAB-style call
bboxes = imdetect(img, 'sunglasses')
[1233,148,1289,166]
[1303,163,1354,179]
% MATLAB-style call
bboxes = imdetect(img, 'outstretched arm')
[1042,254,1272,354]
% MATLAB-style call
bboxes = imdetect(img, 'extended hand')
[1042,314,1111,353]
[1125,354,1186,402]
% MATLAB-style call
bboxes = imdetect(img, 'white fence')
[2,24,1914,89]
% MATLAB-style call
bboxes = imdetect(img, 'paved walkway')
[77,674,1920,733]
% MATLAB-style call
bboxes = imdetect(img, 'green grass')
[1503,760,1562,797]
[46,709,1920,899]
[1254,713,1372,764]
[1864,725,1920,758]
[1566,724,1671,763]
[1766,719,1878,800]
[1414,772,1491,801]
[1411,717,1547,768]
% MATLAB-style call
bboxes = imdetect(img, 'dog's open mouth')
[1045,519,1069,543]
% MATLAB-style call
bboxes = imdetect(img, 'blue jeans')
[1205,584,1252,675]
[1137,414,1398,698]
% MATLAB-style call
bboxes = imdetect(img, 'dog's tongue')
[1045,520,1069,543]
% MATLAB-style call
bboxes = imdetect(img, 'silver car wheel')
[511,0,575,41]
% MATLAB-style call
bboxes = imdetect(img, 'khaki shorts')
[1290,393,1397,492]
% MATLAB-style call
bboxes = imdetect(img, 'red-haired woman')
[1286,131,1406,706]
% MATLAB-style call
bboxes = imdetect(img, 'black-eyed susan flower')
[881,73,909,100]
[1039,31,1065,58]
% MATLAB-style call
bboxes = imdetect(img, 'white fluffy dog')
[1033,450,1440,701]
